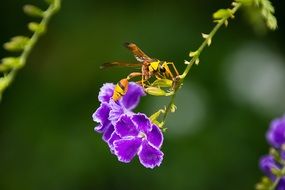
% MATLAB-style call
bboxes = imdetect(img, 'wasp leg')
[126,72,147,87]
[127,72,142,80]
[165,62,181,91]
[167,62,179,76]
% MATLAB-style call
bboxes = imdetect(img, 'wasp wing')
[124,42,154,63]
[100,62,142,69]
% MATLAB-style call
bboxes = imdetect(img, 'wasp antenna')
[124,42,132,49]
[124,42,131,46]
[100,62,112,69]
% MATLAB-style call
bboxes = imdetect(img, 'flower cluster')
[92,82,164,169]
[259,115,285,189]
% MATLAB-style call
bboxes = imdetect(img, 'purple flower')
[259,155,281,180]
[113,113,164,169]
[266,115,285,149]
[92,82,145,142]
[92,82,164,168]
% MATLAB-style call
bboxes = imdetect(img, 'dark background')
[0,0,285,190]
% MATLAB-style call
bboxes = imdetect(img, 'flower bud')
[23,5,44,17]
[1,57,21,69]
[145,87,166,96]
[151,79,173,88]
[28,22,46,33]
[4,36,29,52]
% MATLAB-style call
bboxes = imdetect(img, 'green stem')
[181,2,241,80]
[0,0,61,100]
[162,2,241,123]
[162,92,177,122]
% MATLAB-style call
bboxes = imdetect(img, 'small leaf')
[207,38,212,46]
[3,36,29,52]
[189,51,198,57]
[184,60,190,65]
[195,58,200,65]
[213,9,232,20]
[28,22,46,33]
[224,20,229,27]
[201,33,209,39]
[149,109,165,123]
[23,4,44,17]
[170,104,177,113]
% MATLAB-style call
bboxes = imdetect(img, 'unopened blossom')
[266,115,285,149]
[259,155,281,180]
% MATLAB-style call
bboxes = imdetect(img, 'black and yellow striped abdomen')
[112,78,129,101]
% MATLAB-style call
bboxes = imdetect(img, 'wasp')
[101,43,180,101]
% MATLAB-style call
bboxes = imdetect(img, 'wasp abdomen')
[112,78,129,101]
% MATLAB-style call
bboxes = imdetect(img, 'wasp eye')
[160,66,166,73]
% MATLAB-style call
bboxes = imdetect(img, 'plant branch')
[162,2,242,123]
[0,0,61,101]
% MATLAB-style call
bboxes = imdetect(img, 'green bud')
[3,36,29,52]
[28,22,46,33]
[23,4,44,17]
[189,51,198,57]
[149,109,165,122]
[2,57,21,69]
[269,147,281,162]
[151,79,173,88]
[213,9,232,20]
[271,168,282,177]
[195,58,200,65]
[145,87,166,96]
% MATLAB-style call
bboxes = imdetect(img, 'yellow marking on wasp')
[149,61,160,72]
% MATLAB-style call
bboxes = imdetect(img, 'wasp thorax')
[159,66,166,73]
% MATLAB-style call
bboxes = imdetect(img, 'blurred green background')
[0,0,284,190]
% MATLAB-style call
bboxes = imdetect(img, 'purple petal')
[146,124,163,148]
[102,125,115,142]
[266,117,285,148]
[114,137,142,163]
[98,83,115,103]
[259,155,281,180]
[138,141,164,169]
[92,103,111,133]
[120,82,145,110]
[132,113,151,133]
[108,100,125,125]
[115,115,139,138]
[108,131,121,152]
